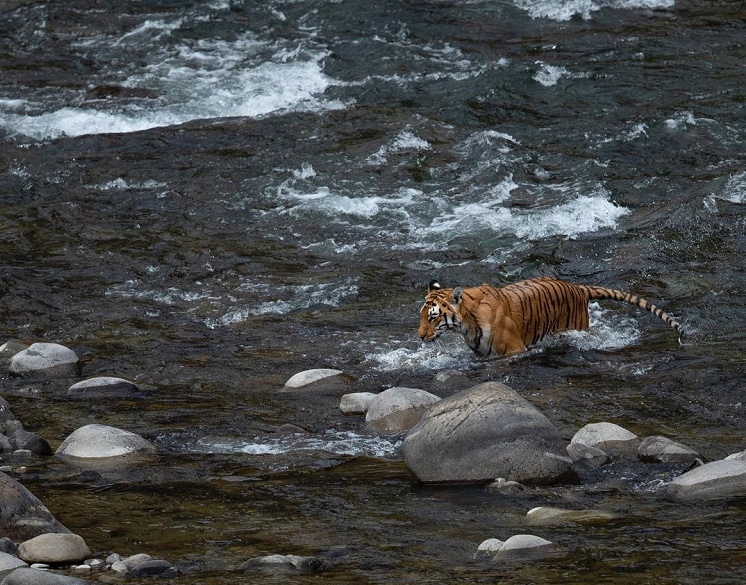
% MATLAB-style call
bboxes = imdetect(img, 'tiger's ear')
[428,280,442,292]
[451,287,463,305]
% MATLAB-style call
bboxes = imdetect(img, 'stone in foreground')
[402,382,576,485]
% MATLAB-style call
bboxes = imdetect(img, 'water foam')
[513,0,674,21]
[193,430,402,458]
[0,16,345,140]
[718,171,746,204]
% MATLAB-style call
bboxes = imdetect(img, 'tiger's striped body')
[418,276,681,357]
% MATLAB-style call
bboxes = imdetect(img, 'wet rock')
[55,424,156,459]
[0,472,71,541]
[239,554,325,572]
[0,434,12,453]
[17,533,91,564]
[526,506,618,525]
[121,553,153,569]
[566,441,610,468]
[0,567,91,584]
[571,422,638,453]
[9,430,52,456]
[474,538,504,560]
[0,341,28,362]
[128,559,177,577]
[666,459,746,500]
[491,534,557,560]
[485,478,527,495]
[0,551,27,571]
[0,397,20,434]
[365,387,440,435]
[283,369,343,389]
[66,377,140,399]
[339,392,377,414]
[402,382,576,485]
[8,343,81,378]
[725,449,746,461]
[638,435,702,464]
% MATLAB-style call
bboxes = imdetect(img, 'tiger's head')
[418,280,465,342]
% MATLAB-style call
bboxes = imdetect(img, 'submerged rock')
[526,506,618,525]
[0,472,71,541]
[8,343,81,378]
[491,534,557,561]
[339,392,377,414]
[474,538,504,560]
[365,387,440,435]
[571,422,638,453]
[666,459,746,500]
[17,533,91,564]
[239,554,325,572]
[66,377,140,399]
[283,369,343,389]
[55,424,156,459]
[402,382,576,485]
[638,435,702,464]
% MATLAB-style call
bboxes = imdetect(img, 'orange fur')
[418,276,680,357]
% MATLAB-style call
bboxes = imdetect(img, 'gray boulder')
[8,343,80,378]
[666,459,746,500]
[402,382,576,485]
[9,429,52,456]
[66,377,140,399]
[55,424,156,459]
[0,567,91,585]
[365,387,440,435]
[0,472,71,541]
[638,435,702,464]
[17,533,91,564]
[571,422,638,453]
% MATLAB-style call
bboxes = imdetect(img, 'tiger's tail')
[581,285,682,333]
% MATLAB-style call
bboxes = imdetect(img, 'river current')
[0,0,744,583]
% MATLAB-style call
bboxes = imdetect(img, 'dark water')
[0,0,745,583]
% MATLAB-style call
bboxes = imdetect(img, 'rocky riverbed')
[1,342,744,584]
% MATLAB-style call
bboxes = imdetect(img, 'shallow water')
[0,0,745,583]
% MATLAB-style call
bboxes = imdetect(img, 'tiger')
[418,276,681,357]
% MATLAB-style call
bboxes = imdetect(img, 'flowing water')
[0,0,744,582]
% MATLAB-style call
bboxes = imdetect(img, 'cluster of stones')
[289,368,746,561]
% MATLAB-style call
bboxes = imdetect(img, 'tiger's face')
[418,281,464,342]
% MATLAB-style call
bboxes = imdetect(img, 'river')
[0,0,744,583]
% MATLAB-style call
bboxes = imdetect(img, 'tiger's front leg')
[489,317,527,357]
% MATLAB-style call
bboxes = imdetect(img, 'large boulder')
[402,382,576,485]
[364,387,440,435]
[666,459,746,500]
[17,533,91,564]
[8,343,80,378]
[55,424,156,459]
[0,472,71,541]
